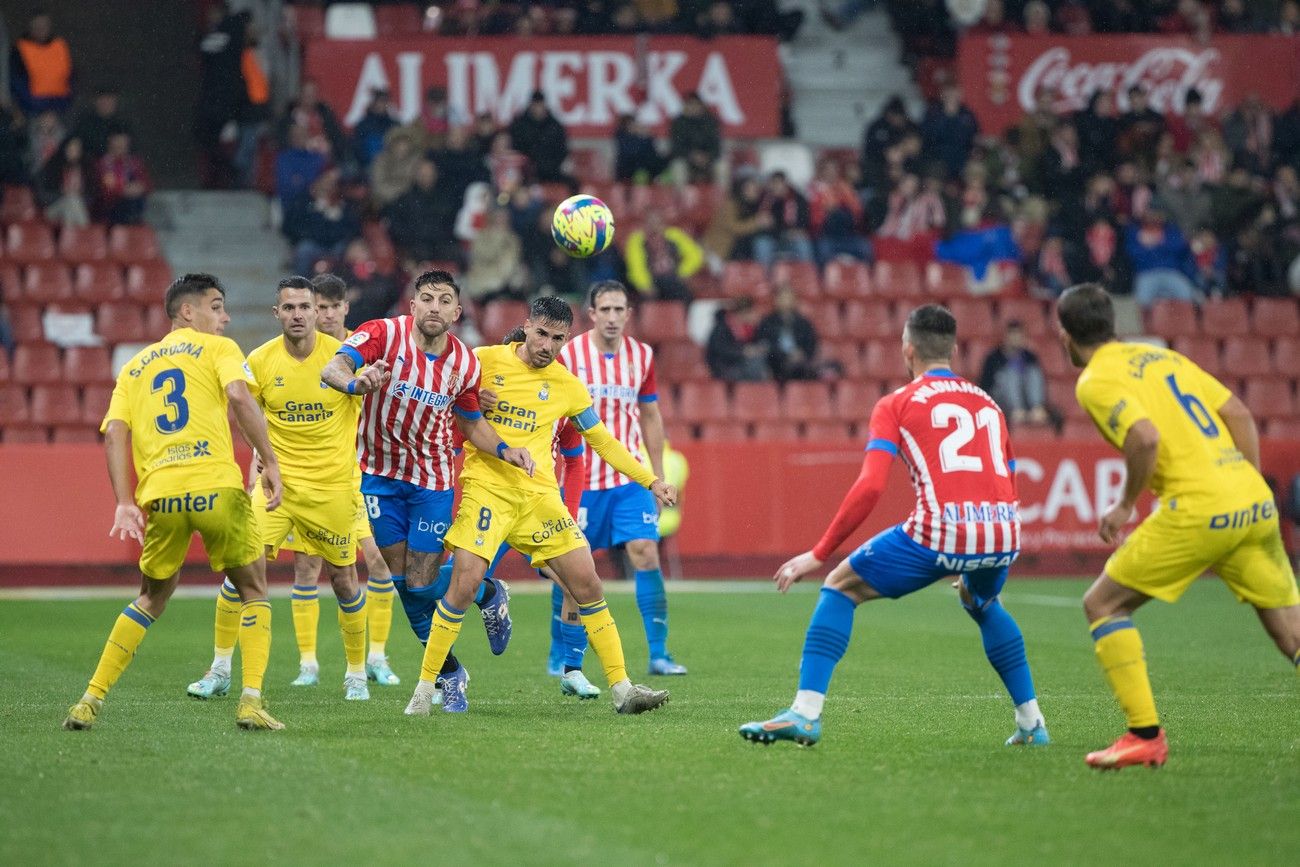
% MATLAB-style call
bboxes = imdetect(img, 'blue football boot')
[438,664,469,713]
[1006,723,1051,746]
[479,578,512,655]
[738,708,821,746]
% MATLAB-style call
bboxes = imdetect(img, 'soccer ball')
[552,195,615,258]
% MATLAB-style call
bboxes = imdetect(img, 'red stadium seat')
[3,425,48,443]
[1,185,37,223]
[1170,336,1220,373]
[782,381,835,421]
[1012,423,1058,442]
[478,300,529,344]
[662,421,697,444]
[569,148,611,185]
[1264,418,1300,439]
[1273,337,1300,375]
[1251,297,1300,339]
[732,382,781,422]
[1200,298,1249,338]
[52,425,100,443]
[802,420,856,441]
[73,263,126,304]
[1048,377,1088,421]
[654,341,706,382]
[12,343,62,385]
[95,302,148,344]
[5,222,56,264]
[58,224,108,263]
[871,261,923,301]
[721,261,770,300]
[834,381,884,418]
[1243,379,1296,420]
[924,261,968,299]
[636,302,688,345]
[1220,337,1272,378]
[21,262,73,304]
[697,421,747,441]
[1032,340,1071,378]
[109,225,162,265]
[125,261,174,304]
[30,383,82,425]
[374,3,423,36]
[81,383,113,423]
[862,340,903,377]
[807,300,846,341]
[678,381,730,423]
[997,298,1050,337]
[751,420,800,440]
[0,351,8,380]
[1062,419,1097,439]
[144,304,172,337]
[0,260,20,300]
[948,297,996,339]
[7,305,43,342]
[1146,300,1198,338]
[771,261,821,297]
[958,339,996,378]
[843,300,898,341]
[63,346,113,385]
[822,260,872,301]
[822,340,866,379]
[0,383,30,422]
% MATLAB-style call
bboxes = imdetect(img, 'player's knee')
[625,539,659,569]
[823,562,872,603]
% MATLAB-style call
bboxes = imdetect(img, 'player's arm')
[572,408,677,508]
[639,361,666,480]
[321,351,390,395]
[1098,420,1160,545]
[455,412,536,476]
[1216,394,1260,470]
[557,421,586,520]
[103,420,145,544]
[227,380,283,511]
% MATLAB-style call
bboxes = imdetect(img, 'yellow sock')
[87,602,155,700]
[290,583,319,666]
[214,580,241,658]
[240,600,273,694]
[337,589,368,675]
[367,576,394,657]
[579,598,628,687]
[418,601,465,682]
[1091,616,1159,729]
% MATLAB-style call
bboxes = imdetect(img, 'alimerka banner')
[2,440,1297,577]
[303,35,780,137]
[958,34,1300,135]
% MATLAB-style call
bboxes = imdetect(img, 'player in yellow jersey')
[185,277,372,702]
[1056,284,1300,770]
[63,273,287,732]
[404,297,678,717]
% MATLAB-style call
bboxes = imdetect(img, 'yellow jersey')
[101,327,254,504]
[1075,341,1270,508]
[247,332,359,490]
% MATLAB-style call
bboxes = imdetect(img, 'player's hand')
[261,462,284,511]
[775,551,823,593]
[479,388,499,412]
[650,480,678,509]
[1098,500,1134,545]
[353,359,391,394]
[502,446,535,477]
[109,503,146,545]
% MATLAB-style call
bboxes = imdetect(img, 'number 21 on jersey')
[931,403,1008,476]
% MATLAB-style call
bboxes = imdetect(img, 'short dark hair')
[413,269,460,298]
[311,273,347,302]
[903,304,957,361]
[276,275,314,299]
[502,327,526,344]
[1056,283,1116,346]
[588,280,629,309]
[165,273,224,319]
[529,295,573,327]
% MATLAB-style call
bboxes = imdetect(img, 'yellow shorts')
[282,488,372,555]
[445,483,587,567]
[1107,497,1299,609]
[252,479,356,567]
[139,487,261,580]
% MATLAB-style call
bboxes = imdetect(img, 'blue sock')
[634,568,669,659]
[430,562,452,599]
[560,618,588,670]
[392,575,431,644]
[474,580,489,606]
[548,581,564,668]
[797,588,857,694]
[966,598,1036,706]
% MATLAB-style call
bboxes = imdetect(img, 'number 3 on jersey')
[152,369,189,433]
[931,403,1008,476]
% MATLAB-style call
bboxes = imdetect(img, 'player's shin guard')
[337,589,367,675]
[1090,616,1159,731]
[239,600,273,695]
[290,584,319,666]
[366,576,394,656]
[634,568,669,659]
[966,599,1036,706]
[87,602,155,700]
[214,580,241,663]
[392,575,432,644]
[579,598,628,687]
[794,588,857,718]
[418,601,465,682]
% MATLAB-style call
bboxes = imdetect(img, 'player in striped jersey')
[557,281,685,676]
[740,305,1048,747]
[320,271,534,703]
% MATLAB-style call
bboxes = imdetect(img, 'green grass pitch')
[1,578,1296,865]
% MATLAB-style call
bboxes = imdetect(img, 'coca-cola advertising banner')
[958,34,1300,134]
[303,36,780,137]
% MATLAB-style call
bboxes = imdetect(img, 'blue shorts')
[848,525,1018,607]
[579,484,659,551]
[360,474,454,553]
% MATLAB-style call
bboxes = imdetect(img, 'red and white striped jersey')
[866,369,1021,553]
[558,331,659,490]
[340,317,481,490]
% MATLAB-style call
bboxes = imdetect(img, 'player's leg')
[406,549,490,716]
[615,484,684,675]
[1213,519,1300,667]
[325,561,369,700]
[547,568,598,698]
[1256,605,1300,668]
[959,565,1048,746]
[185,577,241,699]
[547,575,566,676]
[290,553,324,686]
[299,490,368,698]
[360,534,399,685]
